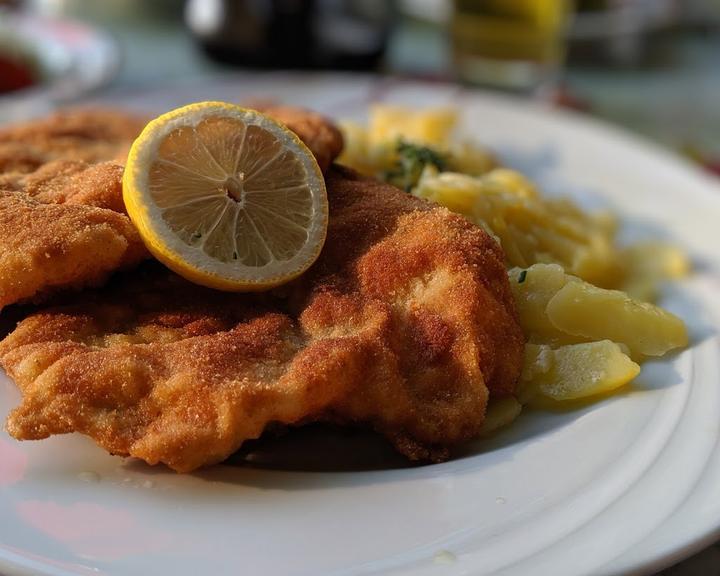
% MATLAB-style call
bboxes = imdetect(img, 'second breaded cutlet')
[0,106,343,310]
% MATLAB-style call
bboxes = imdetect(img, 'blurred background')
[1,0,719,178]
[0,0,718,573]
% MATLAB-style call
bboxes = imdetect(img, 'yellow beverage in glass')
[451,0,572,93]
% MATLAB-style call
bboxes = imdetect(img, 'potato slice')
[622,279,658,303]
[413,168,624,285]
[518,343,554,404]
[546,280,688,357]
[480,396,523,436]
[483,169,538,199]
[368,105,457,148]
[620,242,690,302]
[416,170,483,218]
[337,121,373,175]
[622,242,690,282]
[448,141,497,176]
[508,264,578,342]
[536,340,640,401]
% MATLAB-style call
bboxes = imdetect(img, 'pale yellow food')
[338,106,496,179]
[620,242,691,302]
[510,263,688,356]
[123,101,328,292]
[622,242,690,282]
[546,280,688,358]
[522,340,640,402]
[412,167,690,299]
[337,120,378,175]
[368,106,457,149]
[339,105,691,409]
[506,264,656,405]
[480,396,523,436]
[414,168,621,286]
[519,344,553,403]
[508,263,575,343]
[507,262,686,403]
[340,106,691,298]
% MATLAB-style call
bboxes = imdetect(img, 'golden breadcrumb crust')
[2,167,524,472]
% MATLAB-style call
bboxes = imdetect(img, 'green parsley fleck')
[518,270,528,284]
[384,139,448,192]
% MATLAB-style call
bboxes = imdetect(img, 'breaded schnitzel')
[0,109,148,174]
[0,160,129,212]
[0,106,343,309]
[0,111,149,309]
[0,161,148,310]
[0,106,341,177]
[0,187,147,311]
[1,167,524,472]
[247,104,343,173]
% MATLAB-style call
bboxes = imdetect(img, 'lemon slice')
[123,101,328,291]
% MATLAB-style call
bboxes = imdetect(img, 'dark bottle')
[185,0,394,70]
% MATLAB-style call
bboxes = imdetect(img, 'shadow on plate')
[201,403,590,481]
[222,402,593,473]
[225,423,413,472]
[109,357,684,493]
[113,405,588,487]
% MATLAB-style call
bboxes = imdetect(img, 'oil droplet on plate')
[433,550,457,564]
[77,471,101,483]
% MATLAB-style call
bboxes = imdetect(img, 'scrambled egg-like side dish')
[339,106,690,429]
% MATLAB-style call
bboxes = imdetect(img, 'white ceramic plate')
[2,74,720,576]
[0,14,119,123]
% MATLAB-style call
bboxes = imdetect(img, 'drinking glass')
[451,0,573,94]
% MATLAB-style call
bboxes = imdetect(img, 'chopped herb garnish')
[518,270,527,284]
[384,139,448,192]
